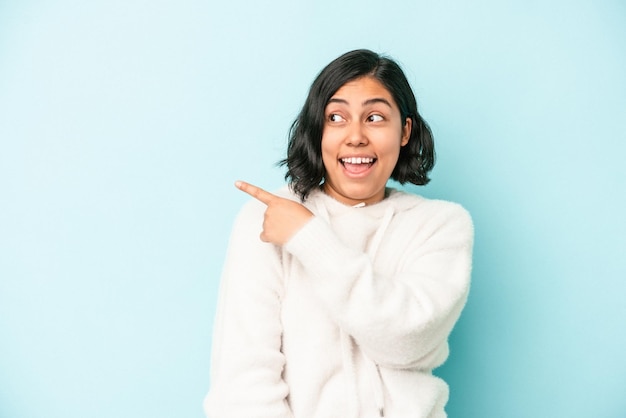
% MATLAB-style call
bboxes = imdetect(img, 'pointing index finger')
[235,181,275,205]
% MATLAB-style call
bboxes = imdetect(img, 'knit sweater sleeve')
[204,200,293,418]
[283,201,473,370]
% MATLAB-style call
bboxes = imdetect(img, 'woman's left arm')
[285,202,473,370]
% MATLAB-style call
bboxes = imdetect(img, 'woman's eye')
[329,114,345,122]
[368,114,384,122]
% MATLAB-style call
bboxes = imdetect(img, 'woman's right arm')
[204,200,293,418]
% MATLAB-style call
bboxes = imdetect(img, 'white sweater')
[204,187,473,418]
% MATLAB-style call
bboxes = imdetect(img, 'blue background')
[1,1,625,417]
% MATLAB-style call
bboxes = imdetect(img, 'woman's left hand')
[235,181,314,246]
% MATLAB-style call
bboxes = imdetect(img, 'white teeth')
[342,157,374,164]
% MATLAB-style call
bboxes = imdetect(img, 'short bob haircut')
[280,49,435,201]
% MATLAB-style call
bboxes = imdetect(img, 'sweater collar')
[304,186,423,218]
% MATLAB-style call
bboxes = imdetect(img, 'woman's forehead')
[327,77,397,109]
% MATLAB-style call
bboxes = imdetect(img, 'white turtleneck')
[204,187,473,418]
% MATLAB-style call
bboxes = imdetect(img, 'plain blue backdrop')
[1,1,625,417]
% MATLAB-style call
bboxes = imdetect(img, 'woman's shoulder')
[390,188,469,213]
[388,188,473,228]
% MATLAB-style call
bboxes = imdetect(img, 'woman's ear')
[401,117,412,146]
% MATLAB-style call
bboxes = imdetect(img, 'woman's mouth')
[340,157,376,175]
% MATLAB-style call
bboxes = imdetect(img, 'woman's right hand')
[235,181,313,246]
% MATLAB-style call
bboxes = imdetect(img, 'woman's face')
[321,76,411,206]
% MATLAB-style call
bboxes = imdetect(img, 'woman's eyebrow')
[362,97,392,107]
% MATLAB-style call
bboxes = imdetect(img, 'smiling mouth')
[340,157,376,175]
[341,157,375,165]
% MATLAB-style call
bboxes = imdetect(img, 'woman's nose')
[346,122,368,146]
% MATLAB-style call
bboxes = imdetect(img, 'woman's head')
[282,49,435,202]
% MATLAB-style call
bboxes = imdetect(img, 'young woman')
[204,49,473,418]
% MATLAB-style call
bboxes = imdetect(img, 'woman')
[204,49,473,418]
